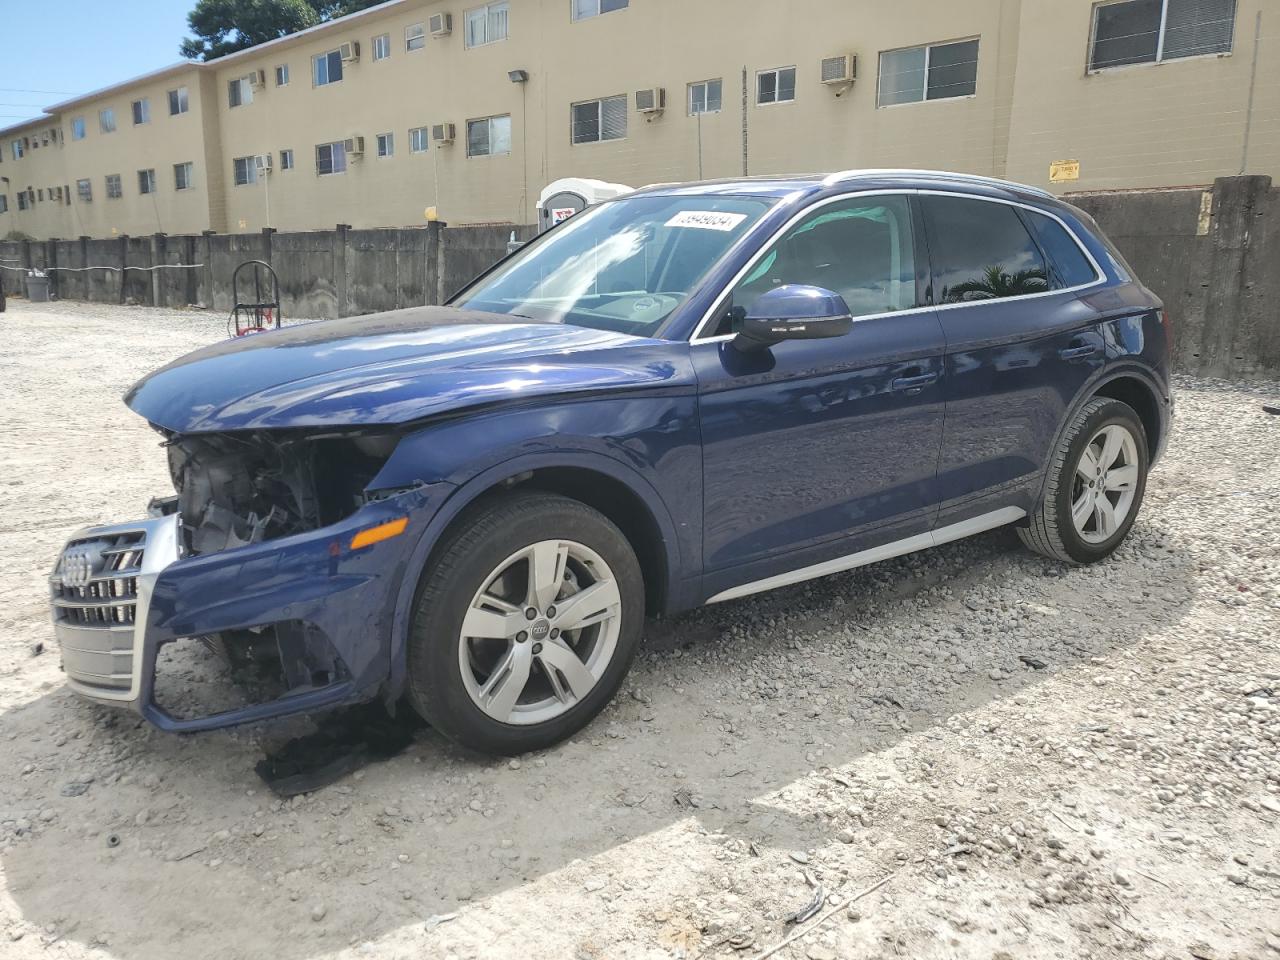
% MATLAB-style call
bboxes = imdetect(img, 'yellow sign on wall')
[1049,160,1080,183]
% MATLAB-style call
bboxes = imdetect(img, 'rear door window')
[1022,210,1099,289]
[921,195,1048,303]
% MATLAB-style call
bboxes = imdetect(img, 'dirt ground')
[1,298,1278,960]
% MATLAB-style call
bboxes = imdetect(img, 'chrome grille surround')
[50,514,181,702]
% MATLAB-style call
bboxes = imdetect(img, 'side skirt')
[705,507,1026,605]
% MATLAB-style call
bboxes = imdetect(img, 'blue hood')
[125,306,692,433]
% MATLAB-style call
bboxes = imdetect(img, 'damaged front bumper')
[49,484,448,732]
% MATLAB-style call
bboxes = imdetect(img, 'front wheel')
[407,492,644,754]
[1019,397,1149,563]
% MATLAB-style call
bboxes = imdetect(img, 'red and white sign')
[551,207,577,224]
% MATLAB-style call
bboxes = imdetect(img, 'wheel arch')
[384,452,684,706]
[1029,366,1167,514]
[1090,373,1164,463]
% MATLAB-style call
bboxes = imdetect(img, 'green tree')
[945,265,1048,302]
[181,0,389,61]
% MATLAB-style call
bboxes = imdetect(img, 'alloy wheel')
[457,539,622,725]
[1070,423,1140,544]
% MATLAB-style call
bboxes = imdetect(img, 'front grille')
[51,531,147,692]
[50,514,181,701]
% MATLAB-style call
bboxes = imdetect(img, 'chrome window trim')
[689,187,1106,344]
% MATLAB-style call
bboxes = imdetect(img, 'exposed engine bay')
[163,429,399,556]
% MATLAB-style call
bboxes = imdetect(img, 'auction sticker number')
[665,211,748,231]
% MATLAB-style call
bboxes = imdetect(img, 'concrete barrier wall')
[0,222,528,320]
[5,180,1274,379]
[1070,175,1277,379]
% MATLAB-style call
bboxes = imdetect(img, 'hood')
[125,306,692,433]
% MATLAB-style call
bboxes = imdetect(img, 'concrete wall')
[0,222,523,320]
[1070,175,1277,379]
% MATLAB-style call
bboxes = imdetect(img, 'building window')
[409,126,429,152]
[137,169,157,194]
[99,108,117,133]
[233,155,258,186]
[229,75,254,107]
[275,63,290,86]
[688,78,722,114]
[572,0,627,20]
[132,98,150,125]
[1089,0,1236,70]
[466,115,512,156]
[313,49,344,86]
[373,32,392,60]
[174,161,194,190]
[77,178,93,202]
[465,1,509,46]
[0,195,6,215]
[71,117,86,140]
[11,139,24,160]
[280,148,295,170]
[406,22,426,50]
[316,140,348,175]
[756,66,796,105]
[103,174,121,199]
[168,86,189,115]
[377,131,394,157]
[877,38,979,107]
[17,192,28,211]
[571,95,626,144]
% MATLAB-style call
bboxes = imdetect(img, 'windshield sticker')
[664,210,748,231]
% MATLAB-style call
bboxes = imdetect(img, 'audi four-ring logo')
[59,546,99,589]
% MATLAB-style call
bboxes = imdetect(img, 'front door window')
[713,194,918,336]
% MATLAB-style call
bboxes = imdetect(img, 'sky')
[1,0,193,125]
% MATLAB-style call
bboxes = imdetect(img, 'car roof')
[631,169,1055,204]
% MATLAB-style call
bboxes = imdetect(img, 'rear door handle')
[891,372,939,394]
[1059,343,1099,361]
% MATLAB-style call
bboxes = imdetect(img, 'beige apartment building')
[1,0,1275,241]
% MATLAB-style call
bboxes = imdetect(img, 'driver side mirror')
[731,284,854,352]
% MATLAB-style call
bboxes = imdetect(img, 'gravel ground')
[1,298,1278,960]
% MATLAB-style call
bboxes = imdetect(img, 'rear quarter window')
[1023,210,1099,289]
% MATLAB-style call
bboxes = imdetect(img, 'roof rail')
[822,168,1054,199]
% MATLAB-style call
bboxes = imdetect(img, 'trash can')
[25,273,50,302]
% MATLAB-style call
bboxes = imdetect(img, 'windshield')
[453,194,775,337]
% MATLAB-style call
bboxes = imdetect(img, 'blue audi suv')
[50,170,1171,754]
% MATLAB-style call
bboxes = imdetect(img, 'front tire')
[1018,397,1149,563]
[407,492,644,754]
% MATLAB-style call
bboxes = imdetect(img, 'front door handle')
[1059,342,1099,361]
[891,371,939,394]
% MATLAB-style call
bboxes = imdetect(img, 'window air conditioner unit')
[344,135,365,156]
[339,41,361,62]
[635,87,666,114]
[821,54,856,85]
[255,153,273,174]
[432,122,455,144]
[248,69,266,87]
[429,13,452,36]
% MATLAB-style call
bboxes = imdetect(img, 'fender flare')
[383,449,686,703]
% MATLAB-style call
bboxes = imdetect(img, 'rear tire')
[1018,397,1148,564]
[407,491,644,755]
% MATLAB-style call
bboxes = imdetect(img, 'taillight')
[1160,309,1173,351]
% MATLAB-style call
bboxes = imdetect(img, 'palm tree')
[945,265,1048,302]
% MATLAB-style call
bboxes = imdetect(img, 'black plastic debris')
[255,702,422,797]
[1019,655,1049,670]
[1262,405,1280,415]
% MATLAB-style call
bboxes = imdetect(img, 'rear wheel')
[407,492,644,754]
[1019,397,1148,563]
